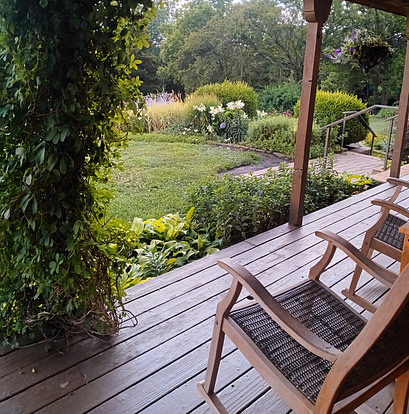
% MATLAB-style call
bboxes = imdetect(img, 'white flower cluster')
[193,103,206,112]
[227,100,245,110]
[209,105,225,115]
[256,110,267,117]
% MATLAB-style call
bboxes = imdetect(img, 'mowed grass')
[108,134,262,221]
[369,115,394,136]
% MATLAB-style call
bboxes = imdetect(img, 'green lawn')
[369,115,394,136]
[108,134,262,221]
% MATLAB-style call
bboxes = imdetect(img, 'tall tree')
[159,0,307,92]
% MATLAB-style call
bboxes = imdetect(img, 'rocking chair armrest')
[371,199,409,218]
[218,258,342,363]
[387,177,409,190]
[315,230,398,285]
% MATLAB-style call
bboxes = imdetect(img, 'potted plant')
[328,29,392,73]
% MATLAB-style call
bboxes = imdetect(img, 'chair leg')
[394,370,409,413]
[197,316,229,414]
[342,244,377,313]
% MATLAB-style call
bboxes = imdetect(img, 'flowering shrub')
[328,29,392,73]
[186,100,249,143]
[193,80,258,117]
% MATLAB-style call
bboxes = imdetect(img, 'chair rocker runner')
[342,178,409,313]
[197,229,409,414]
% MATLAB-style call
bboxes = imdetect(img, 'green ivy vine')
[0,0,155,346]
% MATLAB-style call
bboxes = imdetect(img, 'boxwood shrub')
[193,80,258,118]
[294,90,368,145]
[245,115,326,158]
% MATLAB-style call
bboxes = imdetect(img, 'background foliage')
[0,0,154,345]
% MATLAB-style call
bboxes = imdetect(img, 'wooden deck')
[2,178,409,414]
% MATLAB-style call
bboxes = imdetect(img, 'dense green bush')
[193,80,258,118]
[0,0,153,345]
[258,81,301,114]
[188,163,376,245]
[376,107,398,118]
[246,116,325,158]
[294,90,368,145]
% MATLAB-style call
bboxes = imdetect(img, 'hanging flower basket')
[352,45,391,73]
[328,29,392,73]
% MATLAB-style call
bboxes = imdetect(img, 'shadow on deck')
[1,178,409,414]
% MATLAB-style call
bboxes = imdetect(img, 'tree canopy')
[141,0,406,105]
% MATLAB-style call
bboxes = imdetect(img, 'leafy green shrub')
[102,209,220,292]
[246,116,325,158]
[258,81,301,114]
[193,80,258,118]
[188,163,375,246]
[364,132,388,151]
[376,108,397,118]
[294,90,368,145]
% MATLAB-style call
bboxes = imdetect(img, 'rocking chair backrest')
[316,264,409,411]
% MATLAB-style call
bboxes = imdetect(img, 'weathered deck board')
[1,178,409,414]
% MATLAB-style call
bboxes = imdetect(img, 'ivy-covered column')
[0,0,154,345]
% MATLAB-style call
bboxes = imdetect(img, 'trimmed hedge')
[193,80,258,118]
[246,115,325,158]
[294,90,368,145]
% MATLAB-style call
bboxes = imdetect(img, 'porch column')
[390,1,409,178]
[289,0,332,226]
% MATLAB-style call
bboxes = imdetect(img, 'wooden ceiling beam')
[347,0,405,16]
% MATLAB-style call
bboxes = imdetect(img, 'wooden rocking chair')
[198,230,409,414]
[342,177,409,313]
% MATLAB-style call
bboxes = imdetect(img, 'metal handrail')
[321,105,397,130]
[322,104,398,168]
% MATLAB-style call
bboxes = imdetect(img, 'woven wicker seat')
[342,178,409,313]
[197,230,409,414]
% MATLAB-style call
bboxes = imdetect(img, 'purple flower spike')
[335,48,341,55]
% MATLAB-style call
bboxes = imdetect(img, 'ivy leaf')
[47,153,59,171]
[60,126,69,142]
[60,158,67,174]
[39,0,48,7]
[36,147,45,164]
